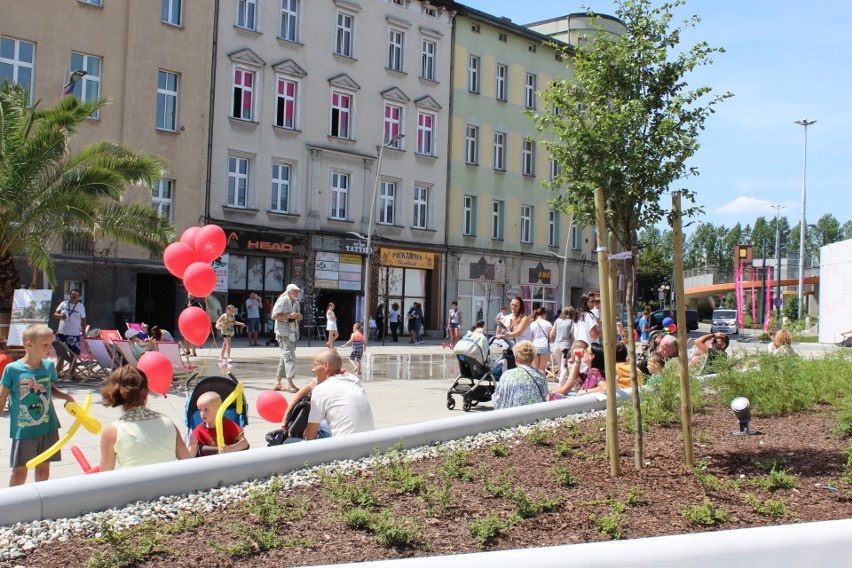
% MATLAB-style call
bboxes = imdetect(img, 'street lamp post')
[794,119,815,320]
[770,203,786,322]
[359,133,404,355]
[658,284,670,310]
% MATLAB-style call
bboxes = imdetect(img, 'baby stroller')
[184,373,249,455]
[447,334,507,412]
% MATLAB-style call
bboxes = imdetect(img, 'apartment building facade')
[208,0,453,334]
[445,7,602,331]
[0,0,213,330]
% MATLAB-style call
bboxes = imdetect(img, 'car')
[650,309,699,332]
[710,309,738,335]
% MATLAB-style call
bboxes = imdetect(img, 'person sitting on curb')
[284,348,374,440]
[692,332,729,371]
[548,343,607,400]
[493,340,548,410]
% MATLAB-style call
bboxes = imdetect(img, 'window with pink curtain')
[276,78,297,129]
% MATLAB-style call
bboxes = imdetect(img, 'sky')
[462,0,851,233]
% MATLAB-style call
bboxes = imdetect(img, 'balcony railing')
[62,234,94,256]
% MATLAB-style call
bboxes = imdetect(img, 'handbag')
[266,393,312,446]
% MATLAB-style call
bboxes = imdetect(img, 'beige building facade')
[1,0,213,330]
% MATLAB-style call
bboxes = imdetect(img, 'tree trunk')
[0,251,22,314]
[595,188,620,477]
[672,192,694,468]
[624,246,644,469]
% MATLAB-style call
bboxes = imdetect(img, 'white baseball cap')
[286,284,301,293]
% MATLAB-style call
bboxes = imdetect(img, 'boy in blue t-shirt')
[0,324,76,486]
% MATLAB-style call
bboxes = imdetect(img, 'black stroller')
[184,374,249,455]
[447,335,514,412]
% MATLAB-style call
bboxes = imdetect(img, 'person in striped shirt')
[340,323,365,375]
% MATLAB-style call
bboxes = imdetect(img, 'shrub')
[490,443,511,457]
[589,500,626,540]
[753,467,799,491]
[682,498,729,526]
[552,465,577,487]
[469,513,510,547]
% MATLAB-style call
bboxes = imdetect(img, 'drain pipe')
[202,0,220,225]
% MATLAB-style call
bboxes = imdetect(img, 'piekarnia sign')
[380,248,435,269]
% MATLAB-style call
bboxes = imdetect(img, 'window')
[330,91,352,139]
[520,205,533,243]
[467,55,480,93]
[383,103,402,147]
[413,185,429,229]
[493,132,506,171]
[548,210,558,247]
[152,179,174,221]
[549,159,561,180]
[491,200,504,240]
[161,0,182,25]
[465,125,478,165]
[1,37,35,105]
[379,181,395,225]
[525,73,537,109]
[522,139,535,176]
[335,12,354,57]
[69,52,101,118]
[330,171,349,220]
[275,77,298,129]
[416,111,434,156]
[495,63,507,101]
[79,0,102,5]
[231,68,254,120]
[280,0,299,41]
[236,0,257,30]
[462,195,476,236]
[227,156,250,207]
[271,162,291,212]
[387,29,404,72]
[420,39,436,81]
[571,225,581,250]
[156,70,178,131]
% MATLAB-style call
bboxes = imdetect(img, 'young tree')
[534,0,731,472]
[0,83,172,313]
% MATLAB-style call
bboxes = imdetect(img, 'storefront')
[455,254,507,334]
[519,259,559,318]
[309,235,367,340]
[376,246,442,336]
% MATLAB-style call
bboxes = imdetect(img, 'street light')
[770,203,786,322]
[658,284,670,309]
[794,119,815,320]
[361,133,404,354]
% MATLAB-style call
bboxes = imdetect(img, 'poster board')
[9,289,53,346]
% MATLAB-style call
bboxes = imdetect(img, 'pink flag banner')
[750,267,757,328]
[763,266,773,331]
[735,263,745,328]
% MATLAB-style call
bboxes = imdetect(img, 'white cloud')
[715,196,776,216]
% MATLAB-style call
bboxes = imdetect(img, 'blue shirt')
[1,359,61,440]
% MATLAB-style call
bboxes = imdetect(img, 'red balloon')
[256,391,289,423]
[163,242,197,279]
[179,306,210,346]
[137,351,174,395]
[183,262,217,297]
[179,226,202,248]
[194,224,227,263]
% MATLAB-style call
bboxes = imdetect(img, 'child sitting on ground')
[0,324,76,486]
[557,339,589,387]
[188,391,249,456]
[340,323,365,375]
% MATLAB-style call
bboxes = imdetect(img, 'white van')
[711,309,738,334]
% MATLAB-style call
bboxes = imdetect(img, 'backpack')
[265,393,312,445]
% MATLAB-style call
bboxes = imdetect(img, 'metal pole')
[771,204,786,323]
[794,119,815,320]
[761,239,767,324]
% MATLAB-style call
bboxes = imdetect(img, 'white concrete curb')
[321,517,852,568]
[0,393,622,525]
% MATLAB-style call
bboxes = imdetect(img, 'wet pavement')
[0,337,470,487]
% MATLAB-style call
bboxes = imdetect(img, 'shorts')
[349,350,363,361]
[56,333,81,355]
[536,345,551,356]
[247,318,260,333]
[10,430,61,468]
[449,323,459,329]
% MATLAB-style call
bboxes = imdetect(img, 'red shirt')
[0,353,12,379]
[190,418,244,456]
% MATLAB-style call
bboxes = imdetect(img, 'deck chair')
[100,329,122,344]
[113,340,140,368]
[156,341,199,390]
[74,338,107,381]
[51,340,79,381]
[84,338,118,380]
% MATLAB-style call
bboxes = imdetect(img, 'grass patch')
[442,448,474,481]
[490,442,511,457]
[682,498,729,526]
[528,426,554,446]
[744,494,793,517]
[589,500,626,540]
[340,508,424,547]
[321,470,378,508]
[211,525,280,558]
[246,477,309,527]
[753,467,799,491]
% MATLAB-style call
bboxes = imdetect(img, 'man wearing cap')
[271,284,303,392]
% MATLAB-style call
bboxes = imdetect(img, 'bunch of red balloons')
[163,224,227,348]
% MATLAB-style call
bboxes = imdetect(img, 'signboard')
[521,260,557,286]
[380,248,435,269]
[313,252,363,290]
[213,254,229,293]
[9,289,53,346]
[225,229,301,253]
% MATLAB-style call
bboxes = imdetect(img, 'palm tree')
[0,81,174,313]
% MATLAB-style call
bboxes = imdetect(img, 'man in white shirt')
[271,284,303,392]
[289,348,374,440]
[53,289,87,355]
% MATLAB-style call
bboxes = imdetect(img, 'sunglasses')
[585,347,593,355]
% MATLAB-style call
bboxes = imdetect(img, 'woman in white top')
[99,366,190,470]
[447,301,462,348]
[550,306,577,382]
[497,296,532,345]
[326,302,338,348]
[575,293,602,346]
[529,307,553,372]
[388,302,401,343]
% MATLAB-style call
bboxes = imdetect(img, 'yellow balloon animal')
[26,393,102,469]
[216,382,244,451]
